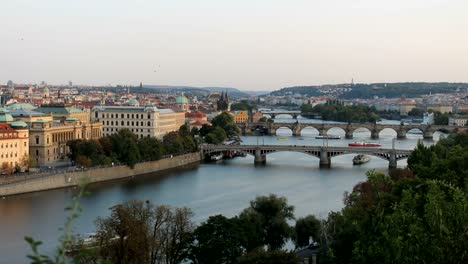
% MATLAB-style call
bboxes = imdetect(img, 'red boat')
[348,141,382,147]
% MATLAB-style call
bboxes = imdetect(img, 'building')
[233,110,249,123]
[251,111,264,122]
[185,111,210,129]
[176,93,189,112]
[422,112,434,125]
[10,109,53,123]
[399,104,416,116]
[448,115,468,126]
[29,118,103,166]
[426,105,453,114]
[91,106,185,139]
[0,112,29,173]
[217,92,230,111]
[34,104,91,124]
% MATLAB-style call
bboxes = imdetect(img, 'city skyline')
[2,0,467,90]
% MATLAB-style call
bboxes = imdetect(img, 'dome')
[176,95,189,104]
[6,103,36,111]
[128,98,139,106]
[43,87,49,92]
[10,121,28,129]
[0,111,14,123]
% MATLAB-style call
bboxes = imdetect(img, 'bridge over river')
[238,122,461,140]
[201,144,413,169]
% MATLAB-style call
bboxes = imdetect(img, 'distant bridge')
[201,144,413,169]
[261,110,301,119]
[238,122,461,140]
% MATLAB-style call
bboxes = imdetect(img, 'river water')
[0,119,444,263]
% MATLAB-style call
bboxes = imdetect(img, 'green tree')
[235,249,298,264]
[138,137,164,161]
[189,215,244,264]
[293,215,321,248]
[239,194,295,250]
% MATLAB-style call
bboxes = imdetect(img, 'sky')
[1,0,467,90]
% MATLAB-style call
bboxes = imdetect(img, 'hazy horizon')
[2,0,467,91]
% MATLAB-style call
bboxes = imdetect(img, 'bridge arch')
[352,127,372,138]
[407,128,424,137]
[326,127,346,137]
[275,114,294,119]
[379,128,397,138]
[261,150,321,159]
[300,126,320,136]
[275,126,293,136]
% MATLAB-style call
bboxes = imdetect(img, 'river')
[0,122,445,263]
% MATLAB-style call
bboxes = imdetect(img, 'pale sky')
[1,0,467,90]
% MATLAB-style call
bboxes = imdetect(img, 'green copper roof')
[10,121,28,128]
[176,95,189,104]
[6,103,36,110]
[66,117,79,121]
[128,99,139,105]
[0,111,14,122]
[33,119,48,123]
[35,106,83,114]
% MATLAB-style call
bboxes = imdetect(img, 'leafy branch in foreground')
[25,179,89,264]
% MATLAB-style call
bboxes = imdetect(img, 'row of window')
[96,112,151,119]
[0,133,18,139]
[105,128,151,133]
[103,120,152,127]
[0,152,18,158]
[1,143,20,148]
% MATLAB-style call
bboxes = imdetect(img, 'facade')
[448,115,468,126]
[252,111,263,122]
[91,106,185,139]
[0,123,29,173]
[426,105,453,114]
[233,110,249,123]
[399,104,416,116]
[29,119,103,166]
[422,112,434,125]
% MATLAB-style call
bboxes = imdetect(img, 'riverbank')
[0,153,201,197]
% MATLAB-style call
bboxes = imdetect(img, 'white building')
[448,115,468,126]
[91,106,185,139]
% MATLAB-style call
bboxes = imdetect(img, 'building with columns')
[29,118,103,166]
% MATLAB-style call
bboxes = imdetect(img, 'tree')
[211,112,239,137]
[189,215,244,264]
[408,107,425,117]
[293,215,321,248]
[239,194,295,250]
[235,249,298,264]
[95,200,194,264]
[138,137,164,161]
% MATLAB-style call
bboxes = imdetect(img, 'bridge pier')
[318,128,328,136]
[269,128,276,136]
[389,153,397,169]
[319,148,331,168]
[423,130,434,140]
[371,130,379,139]
[254,149,266,164]
[345,130,353,139]
[397,130,407,139]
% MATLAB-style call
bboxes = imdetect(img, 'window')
[121,121,124,126]
[111,114,114,118]
[148,114,150,119]
[36,137,39,144]
[121,114,124,118]
[24,142,26,147]
[95,112,98,118]
[127,114,130,118]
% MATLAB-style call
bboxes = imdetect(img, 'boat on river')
[353,154,371,165]
[277,137,287,141]
[348,141,381,147]
[211,153,223,161]
[315,135,341,139]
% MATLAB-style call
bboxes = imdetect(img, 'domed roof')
[43,87,49,92]
[10,121,28,129]
[33,119,48,123]
[176,95,189,104]
[0,111,14,123]
[128,98,139,106]
[6,103,36,111]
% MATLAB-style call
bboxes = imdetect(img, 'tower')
[217,91,229,111]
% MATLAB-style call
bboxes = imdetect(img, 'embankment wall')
[0,153,201,196]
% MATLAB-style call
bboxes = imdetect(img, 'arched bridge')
[238,122,461,140]
[201,144,413,169]
[261,110,301,119]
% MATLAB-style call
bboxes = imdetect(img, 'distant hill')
[144,85,251,98]
[269,82,468,99]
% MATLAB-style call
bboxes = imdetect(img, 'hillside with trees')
[301,100,379,123]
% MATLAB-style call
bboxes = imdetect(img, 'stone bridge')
[238,122,460,139]
[261,110,301,119]
[200,144,413,169]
